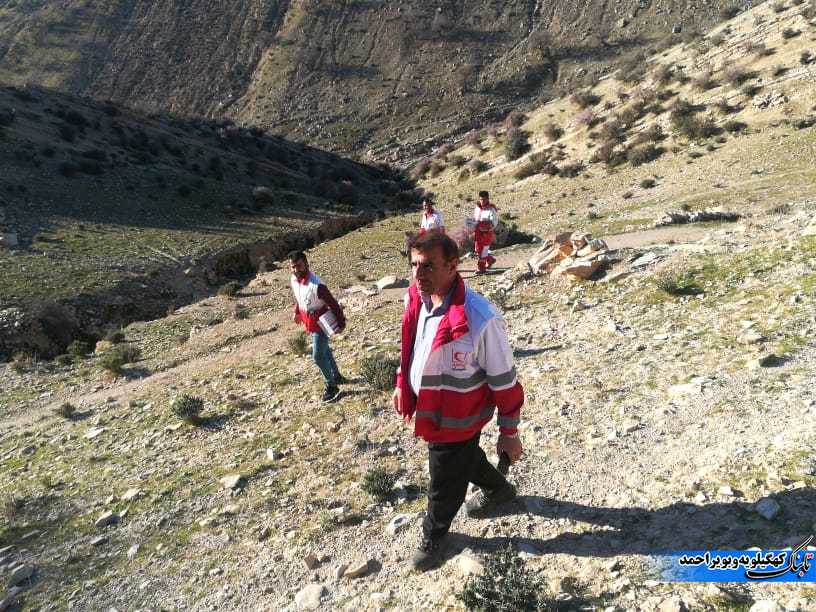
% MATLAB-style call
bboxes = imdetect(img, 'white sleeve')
[476,317,518,391]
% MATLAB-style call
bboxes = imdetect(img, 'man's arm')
[478,317,524,461]
[317,284,346,330]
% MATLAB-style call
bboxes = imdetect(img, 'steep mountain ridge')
[0,0,741,153]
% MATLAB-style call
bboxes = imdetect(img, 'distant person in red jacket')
[418,196,445,236]
[473,190,498,273]
[393,231,524,571]
[289,251,348,403]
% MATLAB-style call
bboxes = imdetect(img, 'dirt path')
[8,222,718,431]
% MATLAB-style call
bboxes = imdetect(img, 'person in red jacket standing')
[393,232,524,571]
[473,190,498,273]
[418,196,445,236]
[289,250,348,403]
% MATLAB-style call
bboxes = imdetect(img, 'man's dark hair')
[478,190,489,198]
[410,230,459,261]
[287,250,307,263]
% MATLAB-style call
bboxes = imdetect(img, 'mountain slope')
[0,0,743,153]
[0,82,409,359]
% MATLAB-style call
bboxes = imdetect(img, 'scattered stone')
[658,596,686,612]
[718,485,734,497]
[343,559,371,579]
[738,331,764,345]
[90,536,108,547]
[529,231,610,279]
[94,511,120,529]
[295,584,327,610]
[453,550,485,576]
[385,513,415,536]
[94,340,114,354]
[121,488,142,502]
[84,427,106,440]
[375,275,408,291]
[749,600,781,612]
[266,448,284,461]
[219,474,244,490]
[655,209,739,227]
[8,564,34,586]
[304,553,320,570]
[754,497,781,520]
[127,544,140,560]
[334,564,348,582]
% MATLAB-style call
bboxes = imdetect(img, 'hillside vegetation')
[2,2,816,612]
[1,0,744,154]
[0,84,410,360]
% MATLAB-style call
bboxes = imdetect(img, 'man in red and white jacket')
[392,232,523,571]
[473,190,498,273]
[418,196,445,236]
[289,250,348,403]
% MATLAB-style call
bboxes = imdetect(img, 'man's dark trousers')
[422,431,509,541]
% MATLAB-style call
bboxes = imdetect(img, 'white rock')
[266,448,284,461]
[219,474,244,490]
[121,488,142,502]
[749,600,781,612]
[343,559,371,579]
[8,564,34,586]
[385,513,415,536]
[376,275,407,291]
[754,497,781,520]
[454,551,484,577]
[84,427,106,440]
[94,511,120,529]
[295,584,327,610]
[127,544,140,560]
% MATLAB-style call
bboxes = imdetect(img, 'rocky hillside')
[0,83,409,360]
[1,0,745,154]
[2,2,816,611]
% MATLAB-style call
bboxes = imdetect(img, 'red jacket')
[396,275,523,443]
[291,273,346,334]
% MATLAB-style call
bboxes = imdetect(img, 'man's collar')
[295,273,310,285]
[420,280,456,313]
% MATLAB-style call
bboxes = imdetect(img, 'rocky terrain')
[3,2,816,611]
[0,0,745,154]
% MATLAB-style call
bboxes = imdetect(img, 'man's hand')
[497,435,523,464]
[392,387,412,424]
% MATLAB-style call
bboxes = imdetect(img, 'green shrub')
[253,186,274,204]
[448,155,467,167]
[360,355,400,391]
[723,67,757,87]
[2,496,25,521]
[54,402,77,419]
[457,545,544,611]
[233,304,249,320]
[640,178,657,189]
[671,113,720,140]
[720,5,741,18]
[504,111,526,128]
[627,144,664,166]
[773,2,787,13]
[542,122,564,141]
[557,162,585,178]
[504,127,529,161]
[800,51,814,65]
[171,394,205,425]
[655,271,703,296]
[692,72,718,91]
[361,467,398,500]
[468,159,488,175]
[287,331,310,356]
[723,120,748,134]
[429,160,446,177]
[570,90,601,109]
[218,281,241,298]
[781,28,800,39]
[105,329,126,344]
[67,340,92,358]
[411,158,431,180]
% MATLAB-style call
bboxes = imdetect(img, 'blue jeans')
[311,331,339,386]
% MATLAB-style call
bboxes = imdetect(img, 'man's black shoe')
[334,373,350,385]
[322,385,341,403]
[464,482,517,518]
[411,536,446,572]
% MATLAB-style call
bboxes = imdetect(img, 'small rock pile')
[528,231,610,280]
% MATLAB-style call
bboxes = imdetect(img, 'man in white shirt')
[419,197,445,235]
